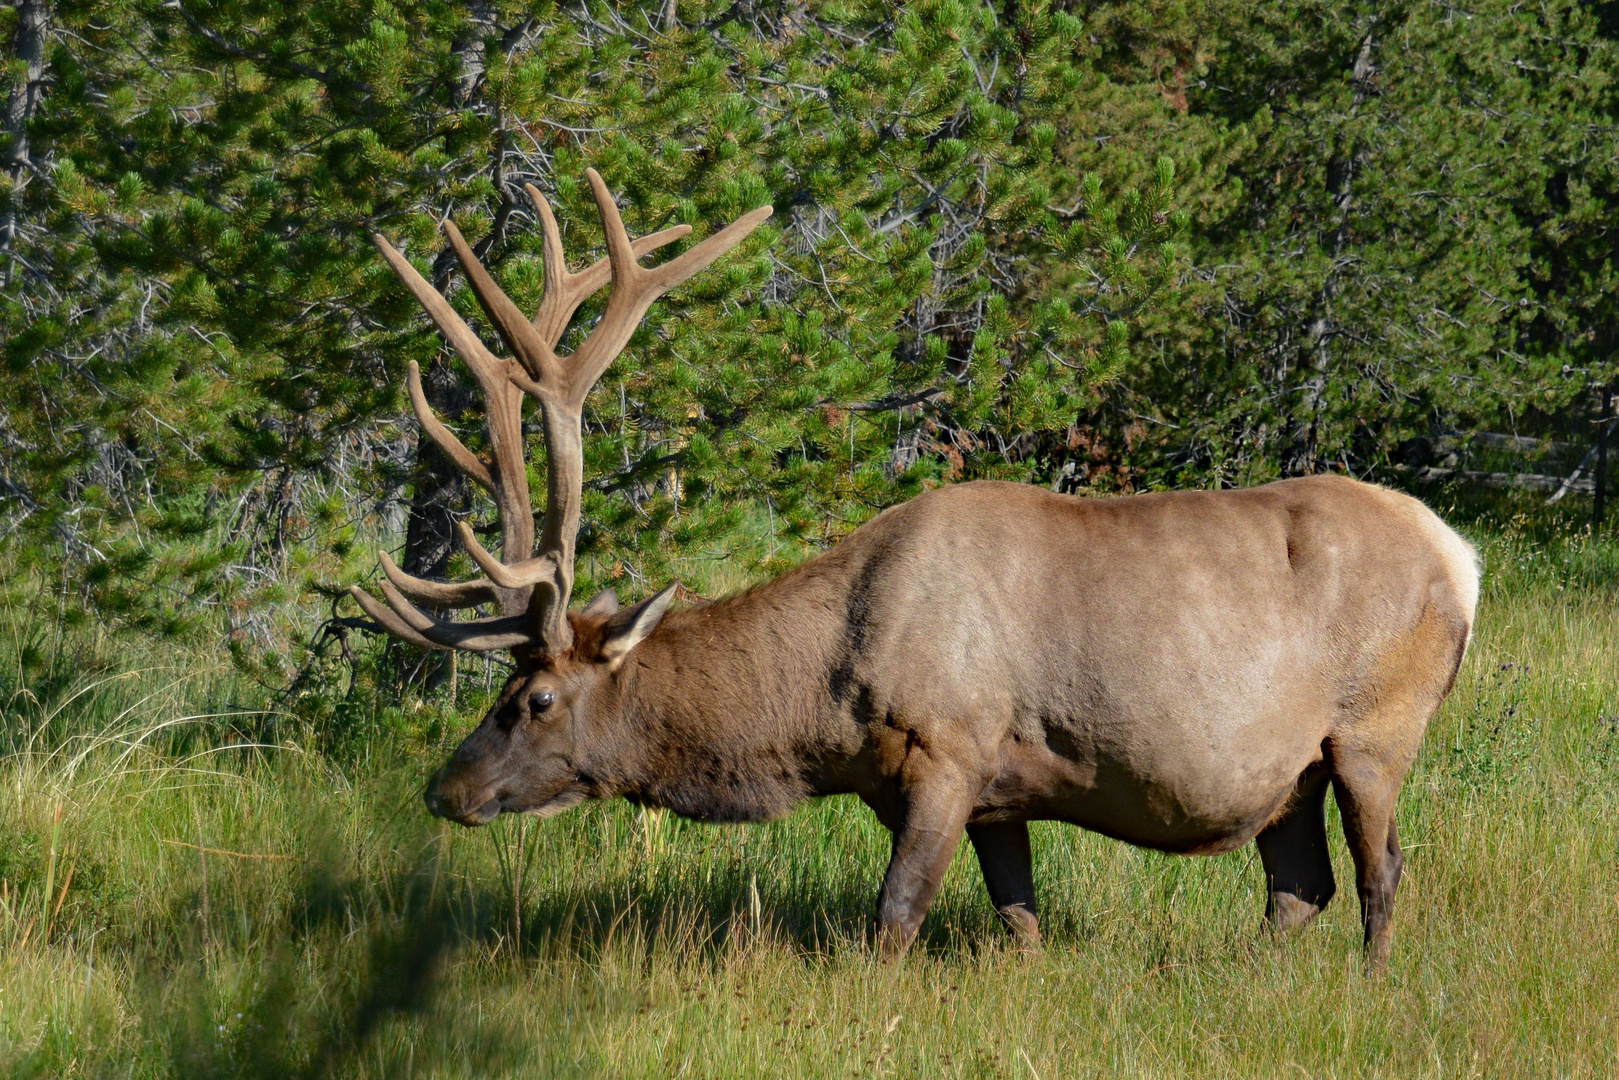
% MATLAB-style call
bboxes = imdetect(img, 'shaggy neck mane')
[590,557,856,823]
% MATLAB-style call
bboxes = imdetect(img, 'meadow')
[2,489,1616,1079]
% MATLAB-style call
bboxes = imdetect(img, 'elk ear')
[581,588,619,618]
[598,583,677,669]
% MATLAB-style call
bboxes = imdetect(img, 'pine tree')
[1085,0,1619,487]
[1,0,1185,678]
[9,0,1618,681]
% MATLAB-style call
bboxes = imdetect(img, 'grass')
[1,488,1618,1078]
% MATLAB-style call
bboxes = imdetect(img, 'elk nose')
[423,771,454,819]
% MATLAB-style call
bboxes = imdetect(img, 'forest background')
[4,0,1618,699]
[4,1,1619,1075]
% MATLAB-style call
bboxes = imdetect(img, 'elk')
[355,171,1479,967]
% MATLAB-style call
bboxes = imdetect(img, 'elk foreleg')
[874,771,977,959]
[967,821,1041,950]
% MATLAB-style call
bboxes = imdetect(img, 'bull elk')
[355,171,1478,967]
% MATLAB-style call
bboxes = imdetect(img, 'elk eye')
[529,688,556,712]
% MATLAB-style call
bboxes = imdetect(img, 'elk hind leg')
[1254,762,1335,933]
[966,820,1040,950]
[1330,602,1465,969]
[1331,748,1408,971]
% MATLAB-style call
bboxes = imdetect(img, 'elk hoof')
[1267,892,1327,934]
[876,923,917,961]
[998,904,1042,953]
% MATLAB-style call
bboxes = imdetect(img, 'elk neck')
[579,556,864,824]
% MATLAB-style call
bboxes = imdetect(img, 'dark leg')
[1331,751,1406,971]
[874,776,976,959]
[966,821,1040,949]
[1254,764,1335,933]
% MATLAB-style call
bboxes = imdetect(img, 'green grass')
[2,489,1618,1078]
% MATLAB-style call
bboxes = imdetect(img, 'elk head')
[353,170,771,826]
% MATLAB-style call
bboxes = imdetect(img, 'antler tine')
[379,550,499,609]
[453,520,562,595]
[562,169,774,407]
[349,585,444,650]
[371,235,505,395]
[440,219,564,388]
[348,584,534,652]
[379,584,533,650]
[524,183,692,351]
[405,361,494,491]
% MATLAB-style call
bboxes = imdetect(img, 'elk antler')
[352,169,773,655]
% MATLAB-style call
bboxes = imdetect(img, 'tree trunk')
[1595,385,1611,531]
[401,356,474,581]
[395,355,474,688]
[393,3,505,686]
[399,0,503,585]
[396,0,514,592]
[1291,26,1376,475]
[2,0,52,255]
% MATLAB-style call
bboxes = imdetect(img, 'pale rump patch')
[1370,483,1481,628]
[1430,519,1481,627]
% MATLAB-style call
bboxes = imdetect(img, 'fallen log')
[1397,465,1595,495]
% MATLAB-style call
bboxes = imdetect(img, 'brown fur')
[424,475,1478,964]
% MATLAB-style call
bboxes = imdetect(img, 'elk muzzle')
[423,767,503,827]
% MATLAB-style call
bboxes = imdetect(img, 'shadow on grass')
[502,852,1038,966]
[512,867,877,961]
[141,862,520,1080]
[0,849,546,1080]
